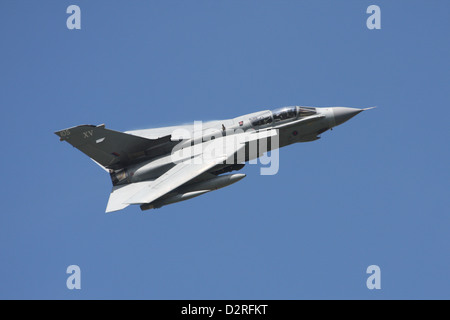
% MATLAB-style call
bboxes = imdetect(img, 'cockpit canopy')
[272,107,297,122]
[250,106,316,127]
[249,111,273,127]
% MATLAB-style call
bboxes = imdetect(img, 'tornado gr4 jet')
[55,106,372,212]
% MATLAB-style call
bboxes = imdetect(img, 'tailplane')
[105,181,154,213]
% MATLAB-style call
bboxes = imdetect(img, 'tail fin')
[55,124,172,170]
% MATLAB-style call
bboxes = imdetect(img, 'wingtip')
[363,106,376,111]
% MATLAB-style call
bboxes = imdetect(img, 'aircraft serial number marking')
[82,130,94,138]
[59,129,70,137]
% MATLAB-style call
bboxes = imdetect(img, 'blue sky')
[0,1,449,299]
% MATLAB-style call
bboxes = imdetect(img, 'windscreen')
[297,107,316,117]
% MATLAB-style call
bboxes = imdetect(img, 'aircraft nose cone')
[332,107,364,126]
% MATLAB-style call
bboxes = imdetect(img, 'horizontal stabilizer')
[106,181,154,213]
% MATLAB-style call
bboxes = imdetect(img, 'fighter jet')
[55,106,372,212]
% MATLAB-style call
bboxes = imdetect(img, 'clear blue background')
[1,0,449,299]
